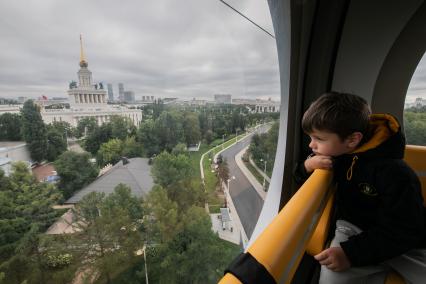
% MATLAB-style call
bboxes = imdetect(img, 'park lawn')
[209,204,222,214]
[188,132,252,212]
[243,159,270,191]
[188,143,210,177]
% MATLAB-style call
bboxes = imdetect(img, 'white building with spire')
[40,35,142,127]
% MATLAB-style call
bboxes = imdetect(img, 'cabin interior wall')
[332,0,422,111]
[372,2,426,122]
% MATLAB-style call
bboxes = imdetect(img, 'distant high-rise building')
[124,91,135,103]
[118,83,124,102]
[214,94,232,104]
[107,83,114,101]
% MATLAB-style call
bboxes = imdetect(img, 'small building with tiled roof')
[65,157,154,204]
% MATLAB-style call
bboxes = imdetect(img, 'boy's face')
[307,129,358,157]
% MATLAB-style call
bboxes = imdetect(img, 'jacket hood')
[352,114,405,159]
[340,114,406,181]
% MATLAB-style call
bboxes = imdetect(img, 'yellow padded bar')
[219,170,333,283]
[306,190,335,256]
[246,170,333,283]
[219,273,241,284]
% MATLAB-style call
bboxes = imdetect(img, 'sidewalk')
[249,157,271,183]
[210,180,249,248]
[210,212,240,245]
[235,146,267,200]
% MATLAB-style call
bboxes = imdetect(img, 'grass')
[243,159,270,191]
[209,204,222,214]
[201,133,247,193]
[188,143,210,177]
[187,133,250,211]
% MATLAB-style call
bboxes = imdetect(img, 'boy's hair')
[302,92,371,140]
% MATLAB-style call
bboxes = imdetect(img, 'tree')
[49,121,73,139]
[404,110,426,146]
[155,111,185,151]
[204,129,214,145]
[97,138,123,166]
[217,158,230,191]
[264,121,279,173]
[76,117,98,138]
[0,113,22,141]
[137,119,160,157]
[46,126,67,162]
[110,115,136,140]
[144,186,181,243]
[122,136,143,158]
[21,100,48,162]
[151,99,165,120]
[171,143,188,156]
[84,123,112,155]
[54,151,99,199]
[146,206,240,283]
[0,162,62,284]
[151,151,193,188]
[69,185,145,284]
[230,110,246,133]
[183,112,201,145]
[249,122,279,174]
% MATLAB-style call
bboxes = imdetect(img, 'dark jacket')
[295,114,426,266]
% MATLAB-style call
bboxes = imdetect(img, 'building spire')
[79,34,88,68]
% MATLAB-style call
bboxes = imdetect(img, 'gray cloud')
[0,0,279,101]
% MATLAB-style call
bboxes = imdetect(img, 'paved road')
[221,125,270,238]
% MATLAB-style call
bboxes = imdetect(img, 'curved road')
[221,125,270,238]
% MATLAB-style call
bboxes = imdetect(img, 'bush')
[44,253,73,269]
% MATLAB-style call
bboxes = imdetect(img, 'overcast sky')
[407,54,426,103]
[0,0,280,101]
[0,1,424,103]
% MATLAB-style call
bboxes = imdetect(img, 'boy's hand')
[304,155,332,173]
[314,247,351,272]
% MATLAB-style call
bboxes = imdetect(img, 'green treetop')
[20,100,48,162]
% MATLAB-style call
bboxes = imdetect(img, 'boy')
[295,92,426,283]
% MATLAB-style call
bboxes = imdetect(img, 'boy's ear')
[347,132,363,148]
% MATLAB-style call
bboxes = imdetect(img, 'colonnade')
[74,93,106,104]
[255,105,279,113]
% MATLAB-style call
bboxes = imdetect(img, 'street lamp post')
[235,130,238,143]
[143,245,149,284]
[226,176,236,208]
[64,129,69,150]
[222,134,225,149]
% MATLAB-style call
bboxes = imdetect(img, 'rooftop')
[65,157,154,204]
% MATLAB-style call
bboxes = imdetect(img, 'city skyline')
[0,0,280,102]
[0,1,424,103]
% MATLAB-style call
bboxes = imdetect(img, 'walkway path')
[235,146,266,200]
[249,156,271,183]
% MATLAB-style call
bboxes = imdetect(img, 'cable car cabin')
[219,0,426,283]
